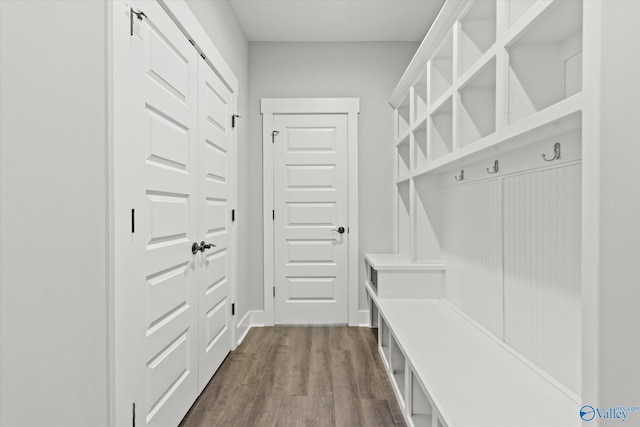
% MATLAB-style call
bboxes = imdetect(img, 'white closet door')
[273,114,349,324]
[128,3,200,426]
[197,58,233,390]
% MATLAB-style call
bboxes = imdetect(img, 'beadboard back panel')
[503,164,582,394]
[441,163,581,393]
[442,179,504,339]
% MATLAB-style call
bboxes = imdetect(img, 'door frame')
[261,98,360,326]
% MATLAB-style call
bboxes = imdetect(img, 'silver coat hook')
[486,160,499,174]
[454,170,464,181]
[542,142,561,161]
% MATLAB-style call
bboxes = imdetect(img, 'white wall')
[248,42,418,313]
[184,0,251,329]
[0,1,109,426]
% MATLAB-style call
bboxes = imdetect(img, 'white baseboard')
[234,310,252,348]
[250,310,267,326]
[358,309,371,327]
[237,309,369,332]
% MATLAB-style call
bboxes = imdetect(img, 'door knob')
[331,226,345,234]
[192,242,202,254]
[199,241,216,252]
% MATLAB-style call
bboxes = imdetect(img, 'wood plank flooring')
[180,327,406,427]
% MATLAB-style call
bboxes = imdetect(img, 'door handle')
[331,226,345,234]
[199,241,216,252]
[192,242,202,254]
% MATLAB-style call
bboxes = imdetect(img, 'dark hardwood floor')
[180,326,406,427]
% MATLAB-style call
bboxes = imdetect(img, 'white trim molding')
[261,98,361,326]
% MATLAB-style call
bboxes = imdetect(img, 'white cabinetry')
[364,0,637,425]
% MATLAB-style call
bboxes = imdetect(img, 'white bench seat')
[369,287,580,427]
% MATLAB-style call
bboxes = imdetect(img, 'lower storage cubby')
[390,335,406,403]
[410,372,433,427]
[379,318,390,367]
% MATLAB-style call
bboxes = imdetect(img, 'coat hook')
[542,142,561,161]
[486,160,499,174]
[454,170,464,181]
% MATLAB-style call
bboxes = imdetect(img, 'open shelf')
[429,31,453,103]
[412,71,428,124]
[397,180,411,254]
[413,118,428,170]
[398,139,411,177]
[507,0,583,125]
[397,95,411,138]
[380,318,390,367]
[417,95,582,176]
[390,335,406,402]
[430,97,453,161]
[459,57,496,147]
[410,372,434,427]
[507,0,537,29]
[459,0,496,76]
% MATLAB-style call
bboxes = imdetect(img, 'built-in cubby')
[507,0,537,28]
[458,57,496,147]
[413,118,428,170]
[380,1,589,425]
[410,372,433,427]
[429,32,453,103]
[380,317,390,367]
[397,95,411,138]
[430,97,453,160]
[390,335,406,403]
[507,0,583,124]
[459,0,496,76]
[412,72,428,123]
[397,136,411,177]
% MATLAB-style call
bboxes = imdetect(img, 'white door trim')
[261,98,360,326]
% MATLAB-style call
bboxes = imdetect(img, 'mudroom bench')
[366,283,580,427]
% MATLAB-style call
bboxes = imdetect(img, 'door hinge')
[232,209,236,222]
[272,210,275,220]
[200,52,207,61]
[271,130,279,143]
[232,114,241,129]
[130,8,147,36]
[131,209,135,233]
[232,303,235,316]
[132,403,136,427]
[273,287,276,298]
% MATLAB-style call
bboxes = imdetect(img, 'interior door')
[273,114,349,324]
[197,57,233,391]
[128,2,200,426]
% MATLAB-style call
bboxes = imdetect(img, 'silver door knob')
[331,226,345,234]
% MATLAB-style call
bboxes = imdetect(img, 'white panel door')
[197,58,233,391]
[127,3,200,426]
[273,114,349,324]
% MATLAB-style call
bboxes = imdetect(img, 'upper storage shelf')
[458,0,496,76]
[507,0,583,125]
[389,0,584,178]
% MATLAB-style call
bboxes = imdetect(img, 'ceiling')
[228,0,446,42]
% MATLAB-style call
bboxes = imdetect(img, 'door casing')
[261,98,360,326]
